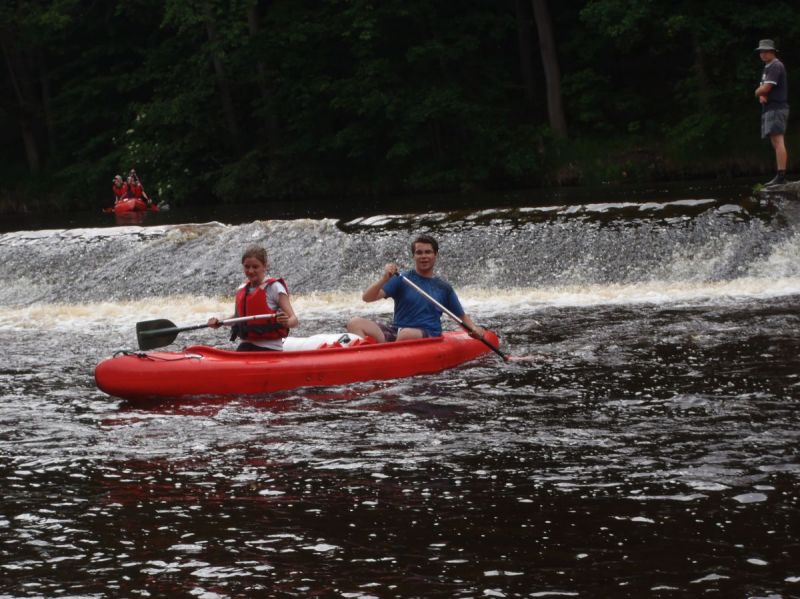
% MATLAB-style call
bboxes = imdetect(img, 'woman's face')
[242,256,266,284]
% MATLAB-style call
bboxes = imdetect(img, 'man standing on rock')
[755,39,789,186]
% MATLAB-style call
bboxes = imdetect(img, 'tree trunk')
[19,117,42,173]
[514,0,536,103]
[204,2,242,151]
[39,52,57,161]
[0,34,42,173]
[246,2,281,156]
[531,0,567,137]
[691,33,711,112]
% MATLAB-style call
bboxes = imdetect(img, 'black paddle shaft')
[398,275,508,361]
[135,314,279,351]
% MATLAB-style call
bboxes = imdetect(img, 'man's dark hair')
[410,234,438,255]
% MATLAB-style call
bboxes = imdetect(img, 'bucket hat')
[755,39,778,52]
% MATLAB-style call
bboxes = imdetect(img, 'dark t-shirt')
[761,59,789,110]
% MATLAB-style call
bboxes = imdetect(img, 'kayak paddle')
[398,274,509,362]
[135,313,277,351]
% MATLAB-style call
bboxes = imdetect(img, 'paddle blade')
[136,318,179,350]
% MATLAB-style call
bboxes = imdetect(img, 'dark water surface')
[0,178,759,234]
[1,189,799,598]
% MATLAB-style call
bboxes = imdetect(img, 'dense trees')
[1,0,799,209]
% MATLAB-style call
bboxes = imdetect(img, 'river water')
[1,191,799,598]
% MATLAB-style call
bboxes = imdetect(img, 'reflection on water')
[1,298,799,597]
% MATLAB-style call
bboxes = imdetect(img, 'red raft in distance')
[94,330,500,404]
[104,198,159,214]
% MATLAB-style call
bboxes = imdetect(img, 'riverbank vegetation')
[1,0,799,213]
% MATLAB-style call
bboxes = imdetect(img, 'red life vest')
[128,181,144,199]
[232,278,289,340]
[113,182,128,199]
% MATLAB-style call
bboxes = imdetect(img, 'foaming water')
[1,198,799,308]
[2,270,800,339]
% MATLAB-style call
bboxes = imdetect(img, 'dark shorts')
[377,322,433,342]
[762,108,789,138]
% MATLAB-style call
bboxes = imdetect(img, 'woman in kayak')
[207,245,299,351]
[112,175,128,203]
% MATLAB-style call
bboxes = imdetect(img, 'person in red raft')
[207,245,300,351]
[126,169,152,204]
[111,175,128,203]
[346,234,485,343]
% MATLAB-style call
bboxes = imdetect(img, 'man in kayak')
[346,234,485,343]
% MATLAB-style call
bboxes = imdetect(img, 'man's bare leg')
[346,317,387,343]
[396,328,425,341]
[771,133,787,170]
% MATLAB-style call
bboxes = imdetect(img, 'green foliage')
[2,0,800,211]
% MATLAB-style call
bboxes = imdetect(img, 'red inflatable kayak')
[104,198,159,214]
[94,330,500,403]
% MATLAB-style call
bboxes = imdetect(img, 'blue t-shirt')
[382,270,464,337]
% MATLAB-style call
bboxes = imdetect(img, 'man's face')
[412,242,437,273]
[760,50,776,63]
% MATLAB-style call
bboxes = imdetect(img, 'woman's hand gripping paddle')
[398,274,510,362]
[135,314,277,351]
